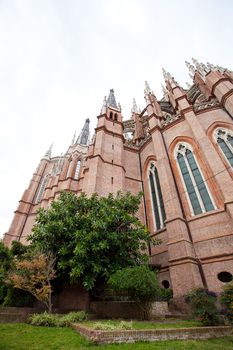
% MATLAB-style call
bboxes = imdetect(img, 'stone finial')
[43,144,53,159]
[185,61,196,76]
[71,131,76,145]
[161,84,167,95]
[144,81,151,94]
[186,82,192,89]
[118,102,121,111]
[162,68,172,80]
[131,98,140,114]
[191,58,209,77]
[100,96,107,114]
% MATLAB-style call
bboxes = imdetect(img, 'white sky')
[1,0,233,239]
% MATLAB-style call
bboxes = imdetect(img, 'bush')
[28,312,59,327]
[28,311,88,327]
[3,287,35,307]
[158,288,173,302]
[186,288,220,326]
[58,311,88,326]
[221,281,233,324]
[92,320,133,330]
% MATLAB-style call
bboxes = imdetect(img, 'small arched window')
[148,163,166,231]
[215,128,233,167]
[109,112,113,119]
[35,174,49,204]
[175,143,215,215]
[74,160,81,180]
[114,113,118,121]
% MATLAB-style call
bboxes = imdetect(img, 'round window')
[217,271,232,283]
[162,280,170,289]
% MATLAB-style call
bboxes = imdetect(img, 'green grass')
[82,319,201,329]
[0,323,233,350]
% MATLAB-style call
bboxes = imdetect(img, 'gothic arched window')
[148,163,166,230]
[74,160,81,180]
[35,174,49,204]
[215,129,233,167]
[175,143,215,215]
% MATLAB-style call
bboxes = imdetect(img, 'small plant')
[28,312,59,327]
[221,281,233,324]
[59,311,88,326]
[92,320,133,330]
[28,311,88,327]
[186,288,220,326]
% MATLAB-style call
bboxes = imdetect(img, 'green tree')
[29,191,158,291]
[108,265,161,319]
[0,241,12,303]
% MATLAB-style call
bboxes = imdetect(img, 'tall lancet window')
[175,143,215,215]
[149,163,166,231]
[74,160,81,180]
[215,129,233,167]
[35,174,49,204]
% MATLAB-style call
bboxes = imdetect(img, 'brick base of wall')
[72,324,233,344]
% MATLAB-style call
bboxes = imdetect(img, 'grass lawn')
[82,319,201,329]
[0,323,233,350]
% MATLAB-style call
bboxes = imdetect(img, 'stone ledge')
[72,324,233,344]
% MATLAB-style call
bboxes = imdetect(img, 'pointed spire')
[100,96,107,114]
[162,68,172,80]
[131,98,140,114]
[186,82,192,89]
[161,84,167,95]
[191,58,209,77]
[107,89,118,109]
[76,118,90,146]
[185,60,196,76]
[71,131,76,145]
[56,153,64,175]
[144,81,152,94]
[207,61,227,74]
[43,144,53,160]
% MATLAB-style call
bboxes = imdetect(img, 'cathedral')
[4,59,233,298]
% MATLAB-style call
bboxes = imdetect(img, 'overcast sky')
[1,0,233,239]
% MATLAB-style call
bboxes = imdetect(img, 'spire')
[43,144,53,160]
[162,68,172,81]
[144,81,152,95]
[107,89,118,109]
[161,84,167,95]
[71,131,76,145]
[207,61,228,74]
[131,98,140,114]
[191,58,209,77]
[100,96,107,114]
[76,118,90,146]
[185,60,196,77]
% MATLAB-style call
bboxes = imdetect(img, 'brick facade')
[4,61,233,297]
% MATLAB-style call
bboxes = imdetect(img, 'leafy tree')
[29,191,158,291]
[108,265,161,319]
[6,252,56,312]
[0,241,12,303]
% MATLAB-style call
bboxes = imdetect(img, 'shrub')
[158,288,173,302]
[221,281,233,324]
[59,311,88,326]
[92,320,133,330]
[28,311,88,327]
[3,287,35,307]
[186,288,220,326]
[28,312,59,327]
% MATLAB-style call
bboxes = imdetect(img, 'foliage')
[186,288,220,326]
[29,191,158,291]
[11,240,28,257]
[6,252,56,312]
[0,241,12,304]
[28,311,88,327]
[108,265,161,319]
[3,287,34,307]
[220,281,233,324]
[92,320,133,330]
[158,288,173,302]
